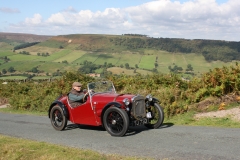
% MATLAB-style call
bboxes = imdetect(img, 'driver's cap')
[72,82,82,87]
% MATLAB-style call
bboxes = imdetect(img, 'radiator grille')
[132,96,146,119]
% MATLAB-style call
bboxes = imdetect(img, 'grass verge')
[164,110,240,128]
[0,135,150,160]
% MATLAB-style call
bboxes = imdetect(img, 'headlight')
[146,94,153,101]
[123,98,130,106]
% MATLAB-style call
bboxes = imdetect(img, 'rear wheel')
[145,103,164,129]
[103,107,129,137]
[50,105,67,131]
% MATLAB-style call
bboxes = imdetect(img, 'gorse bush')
[1,63,240,117]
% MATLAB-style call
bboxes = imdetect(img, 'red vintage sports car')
[48,81,164,136]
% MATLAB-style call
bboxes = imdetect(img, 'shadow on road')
[64,122,174,136]
[125,122,174,136]
[161,122,174,128]
[65,124,105,132]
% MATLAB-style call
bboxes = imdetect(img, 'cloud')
[0,7,20,13]
[25,14,43,25]
[3,0,240,41]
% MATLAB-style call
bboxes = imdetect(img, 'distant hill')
[0,32,52,43]
[46,34,240,62]
[0,33,240,79]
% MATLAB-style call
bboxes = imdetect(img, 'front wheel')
[103,107,129,137]
[50,105,67,131]
[145,103,164,129]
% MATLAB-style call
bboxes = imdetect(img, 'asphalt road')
[0,112,240,160]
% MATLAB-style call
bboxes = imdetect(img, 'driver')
[68,82,88,108]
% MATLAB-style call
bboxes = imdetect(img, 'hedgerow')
[1,63,240,117]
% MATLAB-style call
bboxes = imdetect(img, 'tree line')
[13,42,39,51]
[111,37,240,62]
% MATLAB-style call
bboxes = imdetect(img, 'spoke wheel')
[50,105,67,131]
[145,103,164,129]
[103,107,129,137]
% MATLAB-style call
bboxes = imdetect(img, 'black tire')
[145,103,164,129]
[103,107,129,137]
[50,105,67,131]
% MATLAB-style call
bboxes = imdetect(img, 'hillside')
[0,33,239,79]
[0,32,52,43]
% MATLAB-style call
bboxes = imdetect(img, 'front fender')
[150,97,160,105]
[100,101,124,123]
[48,100,69,119]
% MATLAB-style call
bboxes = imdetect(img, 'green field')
[0,61,24,71]
[0,42,13,51]
[33,49,71,62]
[37,62,66,73]
[73,52,100,64]
[0,76,27,80]
[8,54,39,61]
[94,53,122,65]
[53,50,86,63]
[17,46,60,55]
[139,55,156,70]
[116,53,142,67]
[0,51,15,57]
[108,67,152,75]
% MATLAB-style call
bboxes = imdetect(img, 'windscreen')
[87,81,116,94]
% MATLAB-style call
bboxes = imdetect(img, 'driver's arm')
[69,93,84,102]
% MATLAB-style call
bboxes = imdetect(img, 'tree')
[2,69,7,74]
[8,66,15,73]
[154,62,158,68]
[103,62,107,67]
[125,63,130,69]
[186,64,193,71]
[62,60,68,64]
[168,65,183,73]
[152,68,158,73]
[135,64,138,68]
[37,53,40,56]
[32,67,38,73]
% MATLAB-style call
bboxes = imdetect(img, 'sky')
[0,0,239,41]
